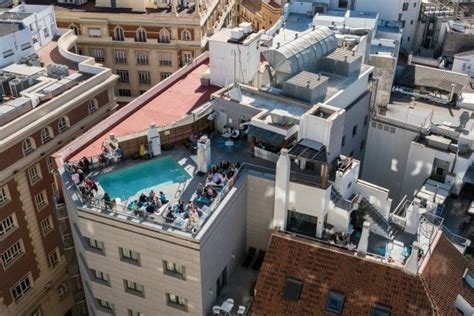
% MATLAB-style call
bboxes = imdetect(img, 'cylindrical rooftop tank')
[262,26,337,82]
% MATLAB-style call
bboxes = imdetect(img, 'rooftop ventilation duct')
[262,26,337,84]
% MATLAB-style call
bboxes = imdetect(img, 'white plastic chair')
[226,298,234,305]
[237,305,246,315]
[212,305,221,315]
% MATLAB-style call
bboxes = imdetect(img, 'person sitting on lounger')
[139,193,147,204]
[165,207,175,220]
[159,191,169,204]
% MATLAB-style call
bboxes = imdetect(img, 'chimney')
[405,199,420,234]
[357,221,370,256]
[404,242,421,275]
[274,149,291,231]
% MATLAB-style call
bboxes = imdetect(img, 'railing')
[331,190,359,212]
[441,224,471,252]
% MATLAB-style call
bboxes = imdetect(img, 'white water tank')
[231,27,244,41]
[239,22,252,34]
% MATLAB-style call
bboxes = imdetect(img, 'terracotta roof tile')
[421,234,474,315]
[252,232,434,315]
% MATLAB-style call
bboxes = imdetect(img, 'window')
[118,89,132,97]
[1,240,23,268]
[325,291,345,314]
[119,247,140,264]
[41,126,54,144]
[338,0,348,9]
[163,260,186,279]
[138,71,151,84]
[34,191,48,211]
[352,125,358,137]
[46,156,54,173]
[135,28,147,42]
[123,279,145,297]
[463,269,473,288]
[282,278,303,301]
[159,52,172,66]
[117,70,129,83]
[128,310,145,316]
[41,216,53,236]
[114,27,124,41]
[43,27,50,38]
[91,269,110,285]
[21,42,32,51]
[58,283,68,300]
[166,293,188,311]
[11,274,32,302]
[3,49,14,58]
[0,214,16,237]
[402,2,408,11]
[85,237,104,252]
[159,28,171,43]
[58,116,70,133]
[22,137,36,156]
[88,28,101,38]
[341,135,346,147]
[88,99,98,115]
[400,20,406,28]
[414,2,417,7]
[410,20,414,25]
[181,30,192,41]
[48,248,59,267]
[0,185,11,205]
[182,51,192,64]
[372,304,391,316]
[70,24,80,35]
[28,164,42,184]
[90,48,105,62]
[114,50,127,64]
[136,51,149,65]
[364,115,369,127]
[160,72,172,80]
[407,37,411,42]
[97,298,114,312]
[31,308,42,316]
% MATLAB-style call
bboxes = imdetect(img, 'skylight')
[372,304,392,316]
[325,291,345,314]
[282,278,303,301]
[463,269,473,289]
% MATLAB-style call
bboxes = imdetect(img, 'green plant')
[355,204,368,230]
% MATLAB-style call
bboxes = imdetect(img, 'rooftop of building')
[24,0,199,17]
[384,94,473,128]
[0,11,33,20]
[252,230,473,315]
[271,13,313,48]
[0,21,21,36]
[69,59,219,160]
[0,37,90,128]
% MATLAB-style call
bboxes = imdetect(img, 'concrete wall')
[339,91,371,162]
[443,30,474,59]
[355,180,392,219]
[327,206,352,232]
[0,28,34,68]
[399,141,456,201]
[361,120,419,205]
[246,174,275,251]
[453,53,474,77]
[199,176,248,315]
[212,98,261,132]
[287,182,331,238]
[368,54,397,109]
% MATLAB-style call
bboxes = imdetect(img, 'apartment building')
[52,17,474,314]
[26,0,234,99]
[235,0,282,30]
[0,22,118,316]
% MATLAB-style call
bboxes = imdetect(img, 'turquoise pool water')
[95,156,190,199]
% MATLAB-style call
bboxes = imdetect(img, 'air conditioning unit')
[9,79,25,97]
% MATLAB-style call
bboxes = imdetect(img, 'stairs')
[358,197,400,240]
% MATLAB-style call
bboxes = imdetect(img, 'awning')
[248,125,286,147]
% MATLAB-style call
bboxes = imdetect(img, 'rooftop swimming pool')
[94,156,191,199]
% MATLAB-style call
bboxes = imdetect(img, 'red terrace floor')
[37,40,79,72]
[70,62,219,161]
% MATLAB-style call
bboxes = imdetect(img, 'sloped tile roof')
[420,234,474,315]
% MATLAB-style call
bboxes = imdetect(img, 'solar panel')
[282,278,303,301]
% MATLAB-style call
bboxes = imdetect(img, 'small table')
[220,301,234,315]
